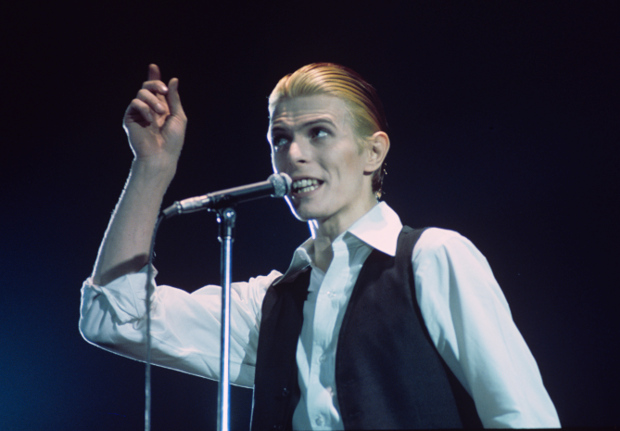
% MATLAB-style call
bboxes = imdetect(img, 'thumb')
[166,77,185,118]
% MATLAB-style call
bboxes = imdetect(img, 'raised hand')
[123,64,187,169]
[91,65,188,285]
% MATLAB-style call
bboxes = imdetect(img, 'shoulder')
[411,227,493,278]
[413,227,477,258]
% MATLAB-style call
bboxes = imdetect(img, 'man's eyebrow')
[270,116,337,130]
[302,118,337,128]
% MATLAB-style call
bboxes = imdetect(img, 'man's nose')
[287,140,308,164]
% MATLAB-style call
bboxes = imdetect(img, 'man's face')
[269,95,375,228]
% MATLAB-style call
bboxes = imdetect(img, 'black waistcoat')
[251,226,481,430]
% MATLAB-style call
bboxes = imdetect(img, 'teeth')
[293,178,320,193]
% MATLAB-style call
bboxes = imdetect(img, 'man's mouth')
[292,178,322,194]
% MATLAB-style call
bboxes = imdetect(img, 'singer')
[80,63,560,429]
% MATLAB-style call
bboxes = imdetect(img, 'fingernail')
[156,103,165,112]
[161,85,168,92]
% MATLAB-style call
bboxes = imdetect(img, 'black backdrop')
[2,1,618,429]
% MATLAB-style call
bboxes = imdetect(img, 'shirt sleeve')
[412,228,560,428]
[79,266,280,388]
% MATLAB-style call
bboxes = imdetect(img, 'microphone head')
[269,173,292,198]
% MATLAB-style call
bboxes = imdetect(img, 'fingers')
[143,64,169,98]
[126,98,155,123]
[142,79,168,94]
[136,88,168,115]
[131,64,169,122]
[141,64,175,115]
[147,63,161,82]
[126,64,185,125]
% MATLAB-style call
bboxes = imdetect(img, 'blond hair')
[269,63,388,197]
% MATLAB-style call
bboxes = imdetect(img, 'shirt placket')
[307,238,351,429]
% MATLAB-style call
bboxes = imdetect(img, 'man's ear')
[364,131,390,173]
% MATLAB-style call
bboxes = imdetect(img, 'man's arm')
[80,65,278,387]
[413,228,560,428]
[92,64,187,286]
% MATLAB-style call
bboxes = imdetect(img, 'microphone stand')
[157,174,290,431]
[216,206,236,431]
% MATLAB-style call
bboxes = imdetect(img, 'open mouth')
[292,178,322,194]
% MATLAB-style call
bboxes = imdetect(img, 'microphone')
[162,173,292,218]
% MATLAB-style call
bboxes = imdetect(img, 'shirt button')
[319,354,327,363]
[281,387,290,397]
[315,415,325,426]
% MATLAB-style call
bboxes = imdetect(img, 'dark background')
[2,1,618,429]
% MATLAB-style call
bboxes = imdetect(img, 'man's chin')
[284,196,316,222]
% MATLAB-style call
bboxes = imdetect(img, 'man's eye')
[273,137,289,149]
[311,128,329,140]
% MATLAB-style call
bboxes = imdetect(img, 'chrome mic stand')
[216,206,236,431]
[159,173,291,431]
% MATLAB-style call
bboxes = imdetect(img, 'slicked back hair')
[269,63,388,197]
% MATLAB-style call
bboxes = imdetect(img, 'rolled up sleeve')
[79,266,280,388]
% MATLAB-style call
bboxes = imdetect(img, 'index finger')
[148,64,161,82]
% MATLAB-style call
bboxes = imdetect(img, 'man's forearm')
[91,159,176,286]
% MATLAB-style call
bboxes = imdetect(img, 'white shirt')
[80,202,560,428]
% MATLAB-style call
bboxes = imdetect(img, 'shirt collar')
[276,202,403,284]
[347,201,403,256]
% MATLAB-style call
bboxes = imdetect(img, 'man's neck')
[309,200,379,272]
[312,235,334,273]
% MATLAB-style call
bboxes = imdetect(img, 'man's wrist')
[129,156,178,187]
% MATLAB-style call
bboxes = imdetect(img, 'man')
[80,63,560,429]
